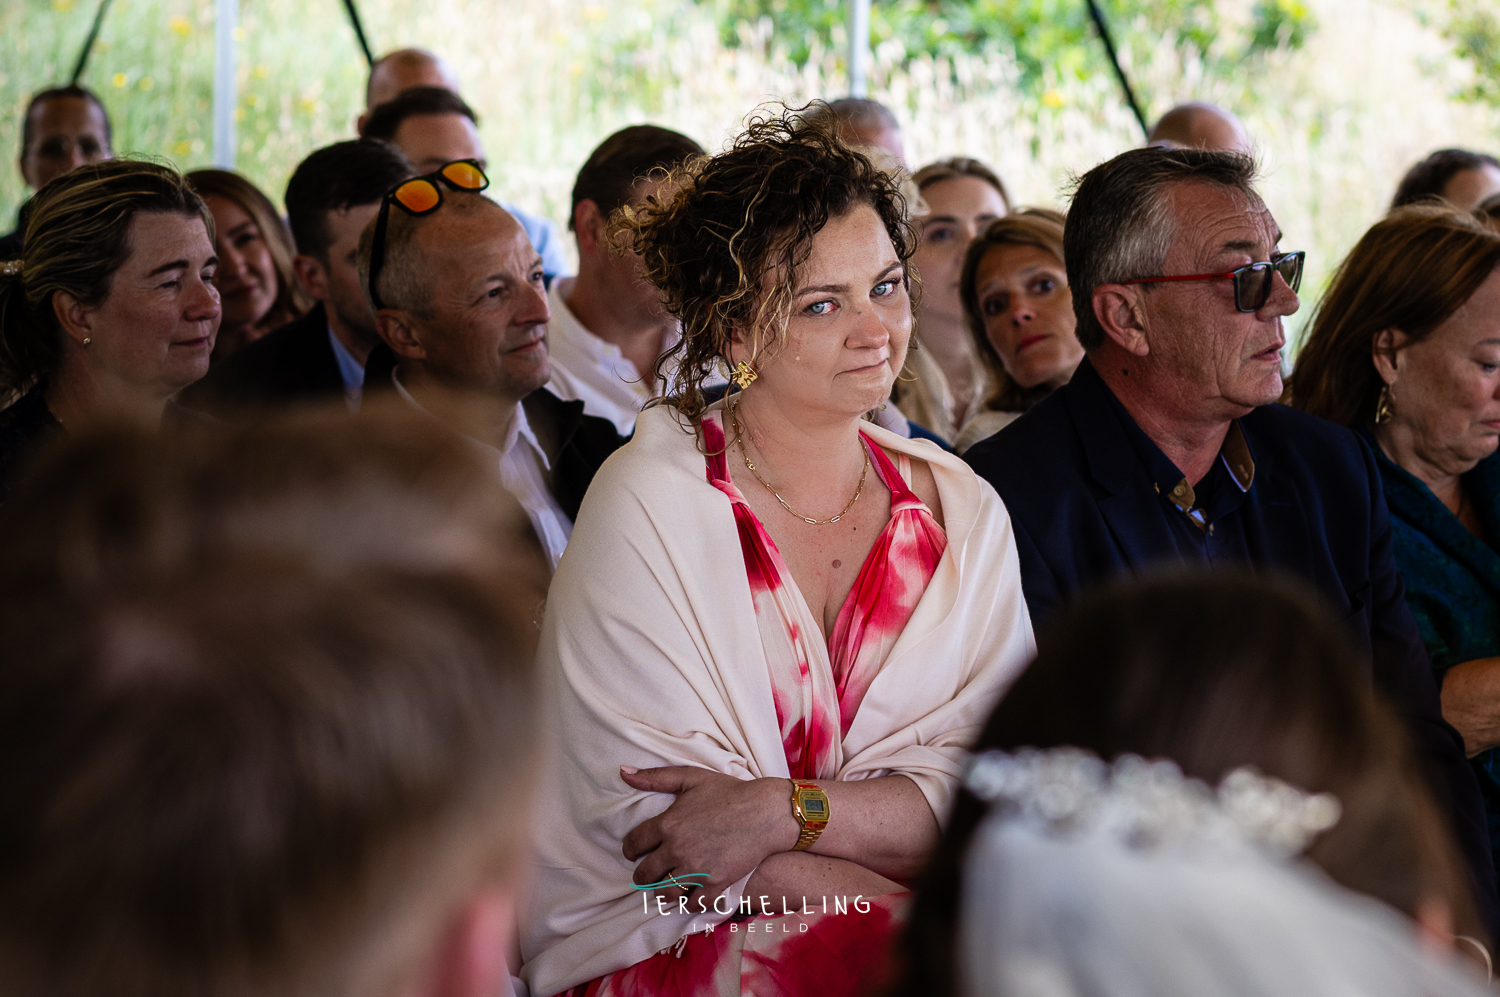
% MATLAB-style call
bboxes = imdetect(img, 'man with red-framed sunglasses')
[965,146,1500,936]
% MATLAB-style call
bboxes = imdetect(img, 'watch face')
[795,787,830,823]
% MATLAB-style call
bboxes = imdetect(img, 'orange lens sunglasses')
[367,159,489,310]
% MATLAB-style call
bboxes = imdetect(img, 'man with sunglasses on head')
[356,161,621,570]
[964,145,1500,937]
[1,85,113,258]
[183,138,415,415]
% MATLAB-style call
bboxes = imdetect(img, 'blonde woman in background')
[187,169,309,361]
[895,158,1010,443]
[952,209,1084,453]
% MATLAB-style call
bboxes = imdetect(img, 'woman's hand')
[1440,657,1500,756]
[621,766,796,902]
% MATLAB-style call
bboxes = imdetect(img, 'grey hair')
[356,192,497,317]
[1064,147,1259,350]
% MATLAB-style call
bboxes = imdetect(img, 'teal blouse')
[1371,435,1500,865]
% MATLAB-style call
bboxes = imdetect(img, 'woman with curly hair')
[520,107,1035,997]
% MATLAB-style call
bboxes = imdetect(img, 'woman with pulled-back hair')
[0,159,218,498]
[521,107,1033,997]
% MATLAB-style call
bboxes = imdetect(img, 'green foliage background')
[1416,0,1500,104]
[702,0,1313,113]
[1,0,1498,345]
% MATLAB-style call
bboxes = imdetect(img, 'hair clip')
[0,260,21,278]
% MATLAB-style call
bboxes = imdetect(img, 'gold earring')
[82,337,91,348]
[896,363,919,383]
[1375,384,1394,424]
[730,360,758,390]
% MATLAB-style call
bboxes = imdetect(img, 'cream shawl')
[519,401,1035,997]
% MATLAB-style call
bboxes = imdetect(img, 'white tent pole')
[213,0,238,168]
[848,0,870,97]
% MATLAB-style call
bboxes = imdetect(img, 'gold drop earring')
[730,360,758,389]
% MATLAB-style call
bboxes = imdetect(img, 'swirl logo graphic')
[629,872,711,891]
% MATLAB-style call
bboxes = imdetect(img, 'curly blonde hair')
[612,103,917,428]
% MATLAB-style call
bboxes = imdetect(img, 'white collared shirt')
[392,370,573,569]
[544,278,684,436]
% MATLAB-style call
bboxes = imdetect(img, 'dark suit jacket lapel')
[522,389,588,519]
[1066,359,1181,573]
[1228,423,1319,584]
[291,304,346,397]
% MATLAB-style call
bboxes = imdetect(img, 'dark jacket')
[180,303,347,414]
[1372,437,1500,876]
[362,342,621,521]
[0,380,212,503]
[965,356,1500,933]
[0,381,61,501]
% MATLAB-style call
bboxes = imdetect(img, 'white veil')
[959,748,1491,997]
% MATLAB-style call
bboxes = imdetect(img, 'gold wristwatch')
[790,780,830,851]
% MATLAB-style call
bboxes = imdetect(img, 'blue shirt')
[1104,385,1256,563]
[326,325,365,410]
[500,201,571,280]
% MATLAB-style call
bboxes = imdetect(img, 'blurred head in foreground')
[0,404,546,997]
[899,571,1484,997]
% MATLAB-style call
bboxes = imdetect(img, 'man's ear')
[292,254,330,303]
[376,309,427,362]
[51,290,94,348]
[1092,284,1151,357]
[1372,327,1407,385]
[411,890,515,997]
[572,200,606,257]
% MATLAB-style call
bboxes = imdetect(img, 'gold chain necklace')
[731,403,869,526]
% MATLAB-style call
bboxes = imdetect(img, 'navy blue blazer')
[965,356,1499,932]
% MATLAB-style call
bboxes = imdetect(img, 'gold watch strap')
[790,780,828,851]
[794,823,824,850]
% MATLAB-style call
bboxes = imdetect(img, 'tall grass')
[3,0,1499,344]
